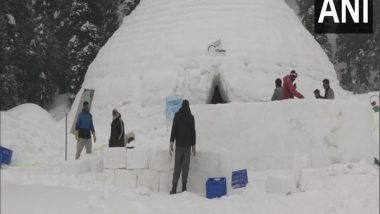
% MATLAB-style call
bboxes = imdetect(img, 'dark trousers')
[172,146,191,188]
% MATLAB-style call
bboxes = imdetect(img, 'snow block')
[115,169,138,188]
[292,152,312,186]
[190,151,221,172]
[75,158,91,175]
[83,154,104,172]
[159,172,183,193]
[60,161,76,175]
[292,153,312,171]
[60,158,92,176]
[104,169,115,184]
[137,170,160,192]
[299,168,328,192]
[149,149,173,172]
[327,163,349,176]
[266,173,297,195]
[219,149,232,191]
[126,148,149,169]
[158,171,173,192]
[103,147,127,169]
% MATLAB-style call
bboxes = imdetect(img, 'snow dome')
[69,0,350,146]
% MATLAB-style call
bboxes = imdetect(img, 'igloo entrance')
[208,75,228,104]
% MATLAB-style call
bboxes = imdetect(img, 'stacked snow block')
[149,149,173,171]
[104,147,127,169]
[299,168,328,191]
[60,154,103,175]
[102,147,232,194]
[266,173,297,195]
[127,147,149,169]
[292,152,312,187]
[115,170,138,188]
[137,170,160,191]
[60,158,91,175]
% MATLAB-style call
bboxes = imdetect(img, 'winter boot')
[182,183,187,192]
[170,185,177,195]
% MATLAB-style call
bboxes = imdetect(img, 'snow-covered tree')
[336,0,380,92]
[66,0,102,93]
[296,0,332,59]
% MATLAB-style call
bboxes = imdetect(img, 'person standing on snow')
[75,101,96,159]
[282,70,304,99]
[271,78,283,101]
[322,79,335,99]
[109,109,125,147]
[169,100,196,194]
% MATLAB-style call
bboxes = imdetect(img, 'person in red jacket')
[282,70,304,99]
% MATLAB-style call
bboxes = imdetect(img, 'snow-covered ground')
[1,160,378,214]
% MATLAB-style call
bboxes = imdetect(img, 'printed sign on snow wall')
[165,95,183,122]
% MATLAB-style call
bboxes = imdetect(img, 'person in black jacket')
[169,100,196,194]
[109,109,125,147]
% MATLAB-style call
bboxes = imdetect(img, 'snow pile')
[1,104,63,165]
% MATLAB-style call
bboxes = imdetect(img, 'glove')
[191,145,196,156]
[75,131,79,141]
[170,142,174,156]
[93,134,97,143]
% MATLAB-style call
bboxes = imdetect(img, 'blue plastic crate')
[232,169,248,189]
[206,177,227,199]
[0,146,13,165]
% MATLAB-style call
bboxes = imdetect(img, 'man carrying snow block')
[322,79,335,99]
[282,70,304,99]
[75,101,96,159]
[271,78,283,101]
[109,109,125,147]
[169,100,196,194]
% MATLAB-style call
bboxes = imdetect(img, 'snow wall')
[191,100,374,170]
[1,99,375,171]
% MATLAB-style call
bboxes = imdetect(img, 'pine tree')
[336,0,380,92]
[296,0,333,59]
[0,0,31,110]
[66,0,103,94]
[0,10,24,110]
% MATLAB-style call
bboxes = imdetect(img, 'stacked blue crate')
[232,169,248,189]
[0,146,13,167]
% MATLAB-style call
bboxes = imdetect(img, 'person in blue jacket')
[75,101,96,159]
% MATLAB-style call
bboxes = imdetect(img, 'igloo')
[69,0,373,171]
[81,0,341,106]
